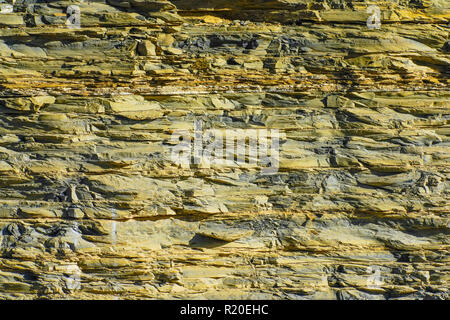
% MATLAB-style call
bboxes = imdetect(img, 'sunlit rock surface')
[0,0,448,299]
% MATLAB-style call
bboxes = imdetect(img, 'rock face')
[0,0,448,300]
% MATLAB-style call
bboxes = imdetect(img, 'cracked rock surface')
[0,0,448,299]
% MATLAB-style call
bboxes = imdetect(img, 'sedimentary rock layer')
[0,0,448,299]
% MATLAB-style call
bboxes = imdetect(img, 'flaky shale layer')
[0,0,448,299]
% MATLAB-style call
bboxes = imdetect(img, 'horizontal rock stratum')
[0,0,448,299]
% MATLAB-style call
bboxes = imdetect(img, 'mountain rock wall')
[0,0,448,299]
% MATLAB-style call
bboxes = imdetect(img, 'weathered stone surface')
[0,0,448,300]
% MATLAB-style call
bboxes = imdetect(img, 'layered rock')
[0,0,448,299]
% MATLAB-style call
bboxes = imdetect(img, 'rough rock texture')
[0,0,449,299]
